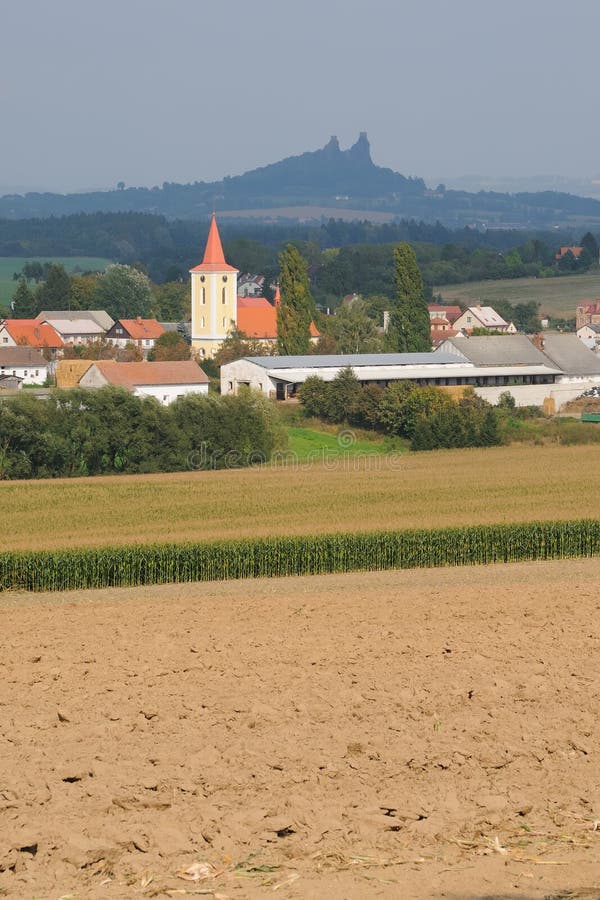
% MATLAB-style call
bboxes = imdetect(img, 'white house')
[452,305,516,334]
[0,347,49,385]
[79,360,209,405]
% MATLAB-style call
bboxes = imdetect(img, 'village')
[2,216,600,419]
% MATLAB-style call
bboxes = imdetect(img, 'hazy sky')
[2,0,599,192]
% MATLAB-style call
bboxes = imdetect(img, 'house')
[430,316,458,348]
[576,300,600,330]
[555,246,583,261]
[78,360,209,404]
[105,318,165,356]
[189,215,318,357]
[577,323,600,350]
[0,347,49,385]
[427,304,462,324]
[451,305,515,334]
[0,320,64,357]
[36,309,114,331]
[41,317,106,346]
[237,275,265,298]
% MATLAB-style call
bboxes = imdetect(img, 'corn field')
[1,519,599,593]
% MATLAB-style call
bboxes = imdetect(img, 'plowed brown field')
[2,560,600,899]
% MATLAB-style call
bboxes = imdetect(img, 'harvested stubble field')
[435,270,600,319]
[1,443,599,552]
[2,560,600,899]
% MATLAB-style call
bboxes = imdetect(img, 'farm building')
[222,335,600,409]
[220,352,560,403]
[78,360,209,405]
[0,320,63,356]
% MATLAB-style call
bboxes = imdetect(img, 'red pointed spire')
[273,284,281,307]
[202,214,226,266]
[189,214,238,273]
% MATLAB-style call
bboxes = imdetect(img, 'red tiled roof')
[428,304,462,323]
[237,296,272,309]
[118,319,165,340]
[190,215,238,273]
[92,360,209,389]
[236,305,319,339]
[555,246,583,259]
[2,319,64,348]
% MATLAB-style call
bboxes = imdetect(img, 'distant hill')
[3,133,600,229]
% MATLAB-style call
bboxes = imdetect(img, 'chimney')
[383,310,390,332]
[137,316,142,324]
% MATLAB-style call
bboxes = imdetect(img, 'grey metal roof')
[244,352,459,369]
[36,310,114,330]
[540,334,600,375]
[267,364,559,384]
[435,335,557,369]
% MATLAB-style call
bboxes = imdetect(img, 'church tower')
[190,215,238,358]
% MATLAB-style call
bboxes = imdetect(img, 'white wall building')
[0,347,49,385]
[79,360,209,405]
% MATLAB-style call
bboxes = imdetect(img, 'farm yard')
[435,269,600,320]
[2,560,600,898]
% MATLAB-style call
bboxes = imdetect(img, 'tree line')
[298,368,503,451]
[0,387,282,479]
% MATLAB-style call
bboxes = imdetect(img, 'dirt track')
[2,560,600,899]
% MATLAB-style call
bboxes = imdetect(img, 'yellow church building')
[189,215,239,358]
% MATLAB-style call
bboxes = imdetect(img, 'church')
[189,215,318,357]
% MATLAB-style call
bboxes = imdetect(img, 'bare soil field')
[1,444,598,552]
[2,560,600,899]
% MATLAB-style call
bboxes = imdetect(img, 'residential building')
[36,310,114,331]
[0,320,63,356]
[78,360,209,404]
[577,324,600,350]
[576,300,600,330]
[105,318,165,355]
[427,304,462,324]
[41,317,106,346]
[452,305,515,334]
[0,347,49,385]
[555,246,583,261]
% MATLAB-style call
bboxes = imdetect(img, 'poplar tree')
[277,245,316,355]
[386,243,431,352]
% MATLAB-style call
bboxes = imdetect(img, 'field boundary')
[1,519,599,592]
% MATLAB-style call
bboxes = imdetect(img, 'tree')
[213,329,271,367]
[11,278,37,317]
[386,243,431,352]
[37,264,71,310]
[151,281,190,321]
[70,273,99,311]
[93,264,153,319]
[148,331,191,361]
[277,244,316,355]
[581,232,599,265]
[329,300,382,353]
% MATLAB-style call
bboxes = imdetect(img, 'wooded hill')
[3,134,600,229]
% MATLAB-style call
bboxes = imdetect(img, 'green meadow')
[0,257,112,307]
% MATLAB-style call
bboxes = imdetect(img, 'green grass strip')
[1,519,599,593]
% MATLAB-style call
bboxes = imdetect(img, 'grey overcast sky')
[2,0,599,192]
